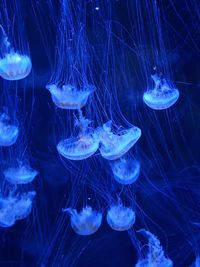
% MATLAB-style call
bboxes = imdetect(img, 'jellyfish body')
[3,164,38,185]
[46,84,95,110]
[13,191,36,220]
[106,203,136,231]
[0,191,35,228]
[143,74,179,110]
[57,134,99,160]
[0,52,32,81]
[0,197,16,227]
[135,229,173,267]
[111,158,140,185]
[0,115,18,146]
[98,121,141,160]
[64,206,102,235]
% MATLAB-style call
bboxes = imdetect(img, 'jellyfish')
[143,74,179,110]
[0,191,35,227]
[111,158,140,185]
[57,113,99,160]
[13,191,36,220]
[0,26,31,81]
[97,121,141,160]
[3,163,38,185]
[190,257,200,267]
[46,84,95,110]
[0,112,18,146]
[135,229,173,267]
[106,202,136,231]
[63,206,102,235]
[0,197,16,227]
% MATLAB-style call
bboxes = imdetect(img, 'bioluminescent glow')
[3,164,38,184]
[98,121,141,160]
[106,202,135,231]
[46,84,95,110]
[143,74,179,110]
[63,206,102,235]
[0,113,18,146]
[111,158,140,185]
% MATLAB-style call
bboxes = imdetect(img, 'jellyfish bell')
[46,84,95,110]
[57,114,99,160]
[0,197,16,228]
[0,52,32,81]
[135,229,173,267]
[111,158,140,185]
[98,121,141,160]
[57,133,99,160]
[106,203,136,231]
[13,191,36,220]
[143,74,179,110]
[64,206,102,235]
[3,164,38,185]
[0,113,18,146]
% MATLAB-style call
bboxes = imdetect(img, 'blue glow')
[3,164,38,184]
[46,84,95,110]
[107,202,136,231]
[0,113,18,146]
[63,206,102,235]
[98,121,141,160]
[111,158,140,185]
[143,74,179,110]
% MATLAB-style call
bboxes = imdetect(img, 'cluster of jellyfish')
[2,0,200,266]
[0,20,36,229]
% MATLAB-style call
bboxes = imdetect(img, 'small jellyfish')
[13,191,36,220]
[106,202,136,231]
[57,113,99,160]
[143,74,179,110]
[0,52,32,81]
[135,229,173,267]
[98,121,141,160]
[63,206,102,235]
[190,257,200,267]
[3,164,38,185]
[111,158,140,185]
[0,197,16,228]
[46,84,95,110]
[0,113,18,146]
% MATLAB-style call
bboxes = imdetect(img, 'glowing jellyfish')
[63,206,102,235]
[13,191,36,220]
[3,164,38,184]
[0,52,32,81]
[135,229,173,267]
[57,113,99,160]
[111,158,140,185]
[106,202,136,231]
[0,197,16,227]
[0,113,18,146]
[98,121,141,160]
[46,84,95,110]
[191,257,200,267]
[143,74,179,110]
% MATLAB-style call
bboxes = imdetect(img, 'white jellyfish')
[46,84,95,110]
[3,164,38,185]
[135,229,173,267]
[111,158,140,185]
[13,191,36,220]
[106,202,136,231]
[143,74,179,110]
[0,113,18,146]
[0,52,32,81]
[97,121,141,160]
[63,206,102,235]
[57,113,99,160]
[0,191,35,228]
[0,197,16,227]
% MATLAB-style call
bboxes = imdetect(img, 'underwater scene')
[0,0,200,266]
